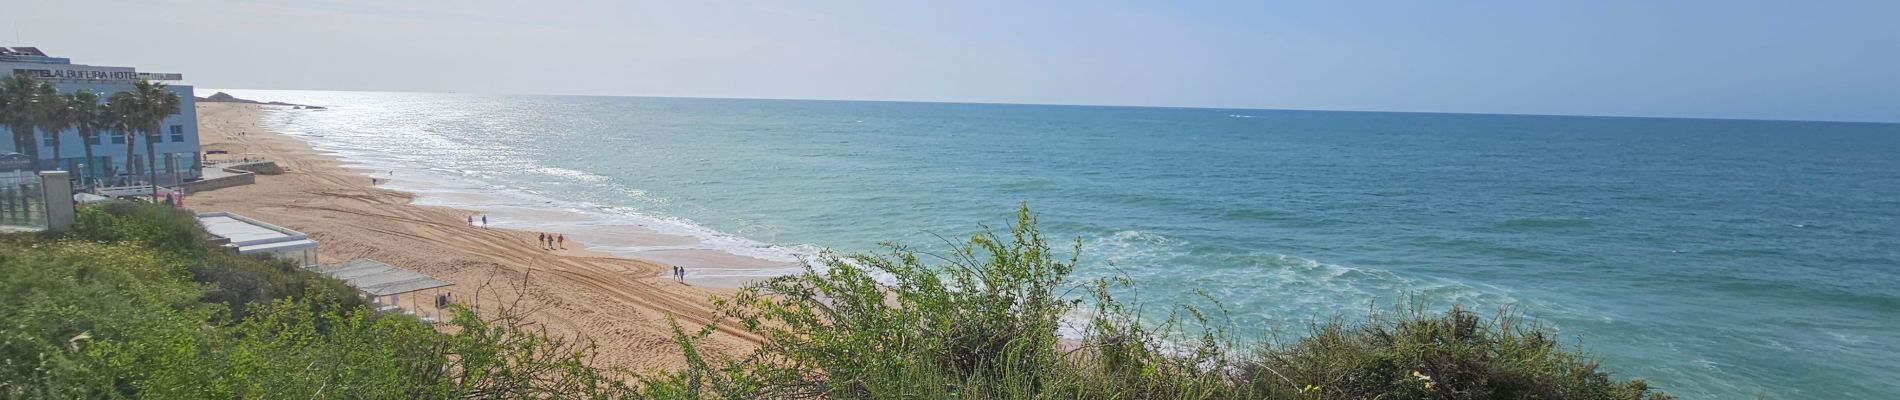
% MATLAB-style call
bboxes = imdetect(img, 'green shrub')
[656,204,1078,399]
[2,202,630,399]
[1238,306,1671,400]
[0,240,214,398]
[73,201,367,320]
[188,252,368,322]
[73,201,206,257]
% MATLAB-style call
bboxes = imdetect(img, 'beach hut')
[196,211,320,266]
[310,259,455,321]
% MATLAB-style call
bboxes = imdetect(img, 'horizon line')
[199,86,1900,126]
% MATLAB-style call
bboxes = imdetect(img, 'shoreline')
[187,102,759,371]
[255,106,810,290]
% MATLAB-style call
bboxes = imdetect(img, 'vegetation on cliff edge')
[0,202,1672,399]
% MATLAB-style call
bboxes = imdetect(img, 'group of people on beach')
[461,213,565,251]
[460,214,685,282]
[538,232,565,250]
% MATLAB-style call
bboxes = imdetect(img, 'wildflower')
[1411,370,1435,391]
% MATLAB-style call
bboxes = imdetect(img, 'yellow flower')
[1412,370,1436,391]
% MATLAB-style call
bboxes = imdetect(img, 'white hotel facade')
[0,47,199,185]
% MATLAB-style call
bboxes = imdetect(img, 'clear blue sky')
[9,0,1897,122]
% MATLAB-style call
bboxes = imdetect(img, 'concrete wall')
[223,161,284,175]
[180,169,255,192]
[37,171,74,232]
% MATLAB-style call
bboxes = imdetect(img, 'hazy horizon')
[10,0,1899,123]
[208,87,1900,125]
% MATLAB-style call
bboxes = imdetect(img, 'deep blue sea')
[219,89,1899,399]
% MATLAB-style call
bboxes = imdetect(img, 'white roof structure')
[313,259,453,296]
[196,211,318,255]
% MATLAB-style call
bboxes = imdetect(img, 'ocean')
[217,89,1898,399]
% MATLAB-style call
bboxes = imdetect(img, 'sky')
[5,0,1897,122]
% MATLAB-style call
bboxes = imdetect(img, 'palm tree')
[0,74,45,162]
[0,77,10,150]
[35,82,75,172]
[115,80,180,200]
[69,91,104,184]
[106,92,136,185]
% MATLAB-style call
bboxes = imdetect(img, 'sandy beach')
[186,102,758,371]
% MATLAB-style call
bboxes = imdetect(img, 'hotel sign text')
[13,67,142,82]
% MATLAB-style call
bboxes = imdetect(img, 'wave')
[1080,229,1520,338]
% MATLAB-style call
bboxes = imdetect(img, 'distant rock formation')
[196,92,326,109]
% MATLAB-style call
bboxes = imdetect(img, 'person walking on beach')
[467,215,473,226]
[538,233,547,249]
[557,234,565,249]
[481,215,488,228]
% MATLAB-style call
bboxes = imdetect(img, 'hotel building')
[0,47,199,185]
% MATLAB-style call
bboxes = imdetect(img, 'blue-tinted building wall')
[1,48,199,185]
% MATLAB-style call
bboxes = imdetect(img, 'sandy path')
[187,102,758,372]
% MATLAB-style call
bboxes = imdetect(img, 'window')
[86,134,100,146]
[42,131,55,147]
[152,134,162,143]
[170,125,184,142]
[111,132,126,144]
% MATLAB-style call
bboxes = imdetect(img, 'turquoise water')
[221,90,1898,399]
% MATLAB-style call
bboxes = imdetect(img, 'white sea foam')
[1087,229,1525,334]
[261,107,819,287]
